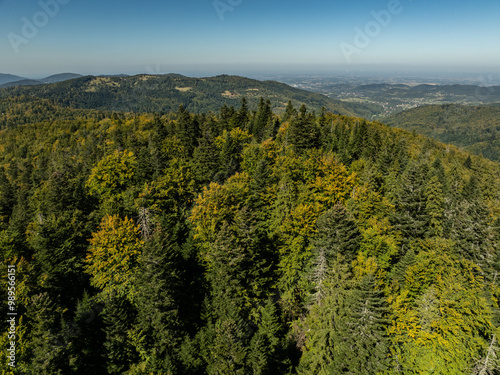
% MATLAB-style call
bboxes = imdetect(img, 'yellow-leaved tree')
[86,150,137,202]
[85,215,143,299]
[389,242,493,374]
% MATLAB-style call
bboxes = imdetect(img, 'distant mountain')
[41,73,83,84]
[0,79,43,89]
[0,74,27,85]
[0,74,374,117]
[382,104,500,161]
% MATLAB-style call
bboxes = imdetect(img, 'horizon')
[4,66,500,86]
[1,0,500,78]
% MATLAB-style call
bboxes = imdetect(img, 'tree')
[84,215,144,298]
[192,124,219,184]
[282,100,297,122]
[391,162,429,243]
[288,106,320,152]
[132,220,184,373]
[313,204,360,270]
[341,273,390,374]
[175,105,200,156]
[86,150,137,212]
[425,175,444,237]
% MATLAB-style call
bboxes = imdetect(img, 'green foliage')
[86,150,138,202]
[383,104,500,162]
[85,215,144,298]
[0,97,498,374]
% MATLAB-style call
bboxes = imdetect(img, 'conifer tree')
[298,258,352,374]
[102,296,139,374]
[288,105,320,152]
[235,97,250,130]
[192,124,219,184]
[341,273,390,374]
[425,175,444,237]
[176,105,200,156]
[282,100,297,122]
[132,218,184,373]
[391,162,429,243]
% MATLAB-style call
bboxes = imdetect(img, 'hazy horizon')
[1,0,500,78]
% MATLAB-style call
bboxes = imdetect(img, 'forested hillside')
[0,74,370,117]
[1,98,500,374]
[383,104,500,162]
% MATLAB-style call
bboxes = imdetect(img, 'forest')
[382,104,500,162]
[1,96,500,374]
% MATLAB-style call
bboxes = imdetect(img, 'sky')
[1,0,500,77]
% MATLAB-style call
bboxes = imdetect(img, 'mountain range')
[0,73,83,88]
[0,73,374,116]
[2,72,500,162]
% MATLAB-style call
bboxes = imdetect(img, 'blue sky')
[1,0,499,77]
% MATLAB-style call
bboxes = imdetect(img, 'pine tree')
[102,296,139,374]
[132,219,184,373]
[62,293,107,375]
[235,97,250,130]
[340,273,390,374]
[0,167,14,227]
[250,97,272,141]
[391,162,429,243]
[298,259,353,374]
[282,100,297,122]
[425,175,444,237]
[248,298,290,375]
[314,204,360,266]
[192,124,219,184]
[288,105,320,152]
[26,292,67,374]
[176,105,200,156]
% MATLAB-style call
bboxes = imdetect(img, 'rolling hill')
[382,104,500,161]
[0,73,373,117]
[0,73,26,85]
[40,73,83,84]
[0,72,83,89]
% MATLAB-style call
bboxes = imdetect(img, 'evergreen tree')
[425,175,445,237]
[250,97,273,141]
[0,167,14,227]
[282,100,297,122]
[62,293,107,375]
[235,97,250,130]
[341,273,390,374]
[102,296,139,374]
[176,105,200,156]
[192,124,219,184]
[298,259,352,374]
[314,204,360,267]
[391,162,429,244]
[132,218,184,373]
[288,106,320,152]
[26,292,67,374]
[248,298,290,375]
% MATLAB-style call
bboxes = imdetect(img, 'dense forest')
[383,104,500,162]
[1,96,500,374]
